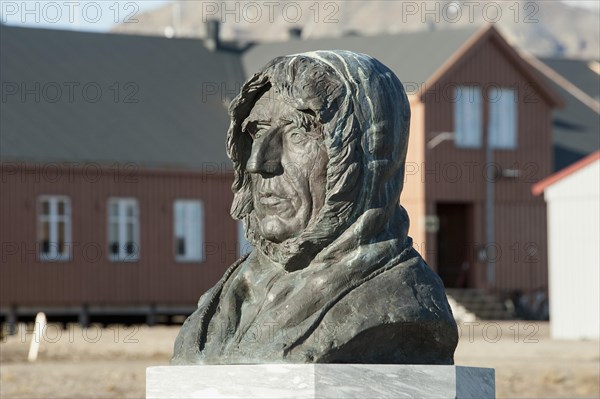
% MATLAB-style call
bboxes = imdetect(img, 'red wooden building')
[0,26,248,324]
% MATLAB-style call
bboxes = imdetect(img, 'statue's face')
[243,90,328,243]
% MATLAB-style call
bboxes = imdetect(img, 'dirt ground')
[1,321,598,398]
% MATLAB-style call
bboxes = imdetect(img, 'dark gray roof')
[542,58,600,101]
[1,26,245,170]
[539,58,600,171]
[243,27,480,94]
[4,26,592,174]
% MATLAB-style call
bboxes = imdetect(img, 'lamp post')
[485,133,495,288]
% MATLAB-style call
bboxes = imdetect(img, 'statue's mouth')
[259,195,285,206]
[260,195,283,205]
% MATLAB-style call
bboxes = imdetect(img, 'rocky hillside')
[112,0,599,59]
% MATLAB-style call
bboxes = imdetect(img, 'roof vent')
[205,20,220,50]
[288,27,302,40]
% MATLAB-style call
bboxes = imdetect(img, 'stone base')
[146,364,495,398]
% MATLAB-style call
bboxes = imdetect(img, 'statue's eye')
[244,122,269,139]
[287,129,308,145]
[253,124,270,139]
[287,124,320,145]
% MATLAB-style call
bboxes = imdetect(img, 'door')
[436,203,473,288]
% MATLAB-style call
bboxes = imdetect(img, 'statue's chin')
[258,216,300,244]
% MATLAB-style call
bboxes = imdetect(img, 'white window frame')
[107,197,140,262]
[37,195,71,262]
[489,87,518,149]
[174,200,204,262]
[454,85,483,149]
[237,220,253,257]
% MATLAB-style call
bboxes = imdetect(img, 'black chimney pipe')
[288,27,302,40]
[205,19,220,50]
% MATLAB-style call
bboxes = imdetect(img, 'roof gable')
[533,150,600,195]
[423,25,563,107]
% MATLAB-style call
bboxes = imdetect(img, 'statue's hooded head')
[227,50,412,271]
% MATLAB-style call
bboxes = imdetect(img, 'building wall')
[545,161,600,339]
[421,35,553,293]
[0,164,237,310]
[403,98,427,255]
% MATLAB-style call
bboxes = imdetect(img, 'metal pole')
[485,130,495,287]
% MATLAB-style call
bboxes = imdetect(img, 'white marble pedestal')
[146,364,495,398]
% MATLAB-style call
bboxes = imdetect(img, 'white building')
[533,151,600,339]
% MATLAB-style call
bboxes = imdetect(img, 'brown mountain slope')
[112,0,599,59]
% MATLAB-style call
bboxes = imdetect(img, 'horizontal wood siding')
[0,164,236,308]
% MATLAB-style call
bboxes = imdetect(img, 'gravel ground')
[1,321,598,398]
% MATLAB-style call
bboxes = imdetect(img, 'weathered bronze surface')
[172,50,458,365]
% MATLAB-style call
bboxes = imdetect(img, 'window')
[238,220,253,257]
[174,200,204,262]
[454,86,483,148]
[489,87,517,149]
[107,198,139,261]
[37,196,71,261]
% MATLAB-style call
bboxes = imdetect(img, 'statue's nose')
[246,128,283,176]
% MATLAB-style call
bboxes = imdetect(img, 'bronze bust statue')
[172,50,458,365]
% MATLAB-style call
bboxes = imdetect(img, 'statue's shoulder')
[312,252,457,364]
[171,255,249,364]
[171,285,219,364]
[338,251,451,318]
